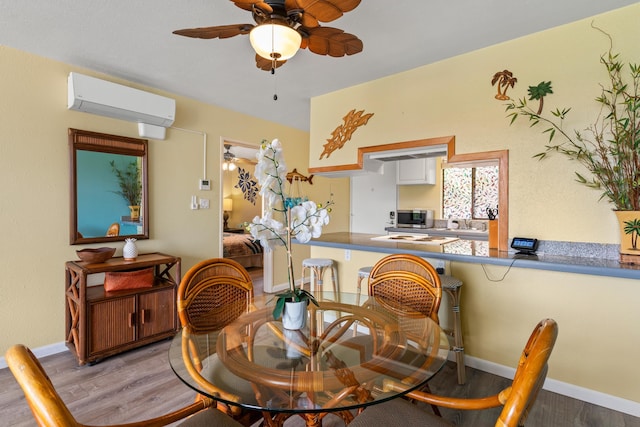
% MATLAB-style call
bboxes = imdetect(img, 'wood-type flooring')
[1,338,638,426]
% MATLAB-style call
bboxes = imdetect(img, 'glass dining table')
[168,291,451,427]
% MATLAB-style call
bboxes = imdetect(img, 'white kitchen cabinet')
[396,158,437,185]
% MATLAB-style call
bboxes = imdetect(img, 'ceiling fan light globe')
[223,161,236,171]
[250,23,301,61]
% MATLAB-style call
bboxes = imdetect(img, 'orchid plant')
[248,139,332,319]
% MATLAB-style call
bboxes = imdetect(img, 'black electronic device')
[511,237,539,255]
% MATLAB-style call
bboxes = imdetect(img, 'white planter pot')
[283,329,307,358]
[282,301,307,330]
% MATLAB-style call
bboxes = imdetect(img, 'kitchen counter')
[385,226,488,241]
[296,232,640,280]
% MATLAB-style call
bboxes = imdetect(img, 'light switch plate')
[199,198,210,209]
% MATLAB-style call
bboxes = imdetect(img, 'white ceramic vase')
[123,238,138,260]
[282,301,307,330]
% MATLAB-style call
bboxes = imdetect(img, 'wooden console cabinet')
[65,253,181,365]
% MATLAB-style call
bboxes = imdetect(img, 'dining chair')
[177,258,254,334]
[368,253,442,322]
[106,222,120,237]
[176,258,257,421]
[5,344,243,427]
[365,254,444,414]
[346,254,443,360]
[348,318,559,427]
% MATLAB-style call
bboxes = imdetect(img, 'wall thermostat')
[199,179,211,191]
[511,237,538,255]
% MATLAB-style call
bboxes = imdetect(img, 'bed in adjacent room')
[223,232,264,268]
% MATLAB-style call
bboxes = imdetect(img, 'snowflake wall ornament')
[235,167,259,205]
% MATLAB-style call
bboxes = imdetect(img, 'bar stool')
[301,258,339,294]
[356,266,372,304]
[353,266,372,336]
[439,274,466,384]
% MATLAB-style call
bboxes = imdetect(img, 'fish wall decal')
[286,168,313,185]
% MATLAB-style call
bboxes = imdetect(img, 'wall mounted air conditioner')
[67,72,175,127]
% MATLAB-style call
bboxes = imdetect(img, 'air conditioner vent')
[67,72,175,127]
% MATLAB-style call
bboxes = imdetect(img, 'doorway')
[219,138,273,293]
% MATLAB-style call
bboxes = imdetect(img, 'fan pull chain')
[272,57,278,101]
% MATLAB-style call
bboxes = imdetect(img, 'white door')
[350,162,397,234]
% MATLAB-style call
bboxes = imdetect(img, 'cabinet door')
[138,287,176,339]
[397,158,437,185]
[89,296,136,355]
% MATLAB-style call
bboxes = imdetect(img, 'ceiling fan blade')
[232,0,273,13]
[295,0,361,23]
[305,27,363,57]
[256,54,287,71]
[173,24,253,39]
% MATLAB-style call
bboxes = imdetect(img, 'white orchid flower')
[249,138,332,292]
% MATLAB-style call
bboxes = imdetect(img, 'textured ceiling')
[0,0,636,131]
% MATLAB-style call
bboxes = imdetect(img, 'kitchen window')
[442,164,499,220]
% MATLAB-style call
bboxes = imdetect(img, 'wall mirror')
[69,128,149,245]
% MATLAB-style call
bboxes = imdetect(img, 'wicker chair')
[177,258,254,334]
[176,258,256,421]
[368,253,442,322]
[5,344,242,427]
[347,255,443,359]
[365,254,444,414]
[348,318,559,427]
[105,222,120,237]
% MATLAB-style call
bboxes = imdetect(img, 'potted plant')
[248,139,332,328]
[505,36,640,263]
[110,160,142,221]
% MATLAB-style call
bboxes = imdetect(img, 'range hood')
[313,144,448,177]
[366,145,447,162]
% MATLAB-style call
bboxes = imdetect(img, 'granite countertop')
[296,232,640,280]
[385,226,488,240]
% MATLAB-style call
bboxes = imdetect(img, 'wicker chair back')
[368,254,442,322]
[177,258,254,333]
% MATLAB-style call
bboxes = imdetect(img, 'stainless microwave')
[396,209,434,228]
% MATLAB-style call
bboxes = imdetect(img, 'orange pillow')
[104,267,154,292]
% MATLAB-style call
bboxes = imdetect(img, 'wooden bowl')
[76,247,116,263]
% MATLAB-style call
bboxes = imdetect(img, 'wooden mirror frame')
[69,128,149,245]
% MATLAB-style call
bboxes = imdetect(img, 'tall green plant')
[109,160,142,207]
[505,39,640,210]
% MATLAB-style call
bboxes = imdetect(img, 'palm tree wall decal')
[527,81,554,114]
[491,70,518,100]
[624,218,640,250]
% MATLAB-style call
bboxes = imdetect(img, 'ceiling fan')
[173,0,363,71]
[223,144,238,171]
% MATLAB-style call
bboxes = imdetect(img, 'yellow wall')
[311,5,640,243]
[309,5,640,405]
[0,45,310,354]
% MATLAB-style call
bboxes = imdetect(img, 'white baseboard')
[0,342,68,370]
[462,354,640,417]
[3,342,638,418]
